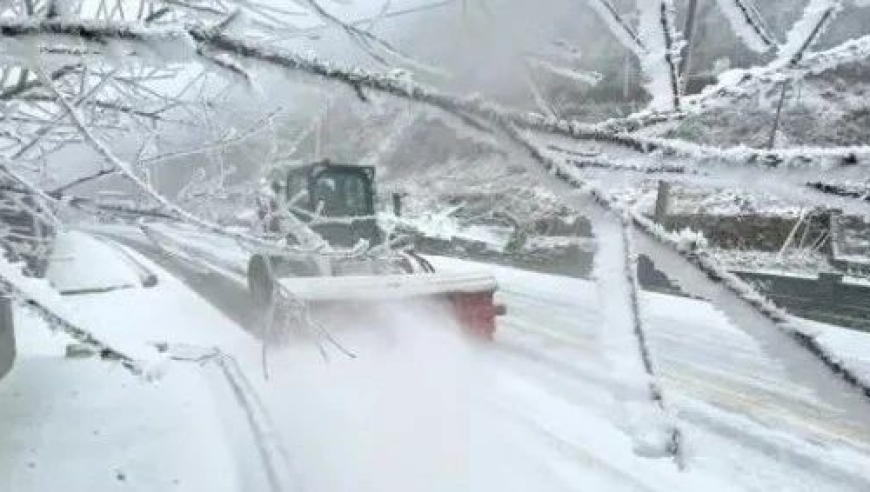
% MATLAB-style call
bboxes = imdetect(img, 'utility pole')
[0,296,15,381]
[654,180,672,224]
[680,0,701,93]
[767,82,788,149]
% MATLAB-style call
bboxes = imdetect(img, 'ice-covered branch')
[585,0,646,54]
[587,198,682,463]
[637,0,683,111]
[138,108,280,167]
[630,213,870,401]
[0,18,195,53]
[796,32,870,73]
[712,0,776,53]
[684,32,870,118]
[503,128,870,404]
[583,0,682,110]
[189,25,870,168]
[51,168,116,194]
[778,0,843,66]
[2,19,866,174]
[806,181,870,202]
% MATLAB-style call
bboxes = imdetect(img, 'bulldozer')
[248,160,501,339]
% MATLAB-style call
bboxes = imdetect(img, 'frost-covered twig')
[299,0,448,78]
[260,254,357,362]
[0,161,64,227]
[140,108,281,167]
[12,68,120,161]
[0,63,79,100]
[290,0,454,39]
[51,168,116,194]
[34,62,358,259]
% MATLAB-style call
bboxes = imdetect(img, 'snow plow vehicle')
[248,160,502,339]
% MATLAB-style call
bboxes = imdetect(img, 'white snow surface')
[45,230,145,293]
[0,311,240,492]
[3,229,870,490]
[802,318,870,388]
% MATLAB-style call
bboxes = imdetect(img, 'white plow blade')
[276,272,498,302]
[277,272,501,339]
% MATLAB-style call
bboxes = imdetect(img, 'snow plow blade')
[275,273,502,339]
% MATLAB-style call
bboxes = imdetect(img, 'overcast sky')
[288,0,437,29]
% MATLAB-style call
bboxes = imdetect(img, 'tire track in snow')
[493,401,662,492]
[660,364,870,454]
[503,317,599,354]
[669,395,870,491]
[486,342,625,417]
[485,371,705,492]
[636,232,870,445]
[491,340,624,397]
[655,350,847,419]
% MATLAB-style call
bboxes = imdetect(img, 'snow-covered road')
[2,227,870,491]
[436,256,870,491]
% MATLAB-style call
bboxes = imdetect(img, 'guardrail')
[733,271,870,332]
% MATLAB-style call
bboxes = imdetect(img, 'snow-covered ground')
[3,228,870,490]
[0,314,244,491]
